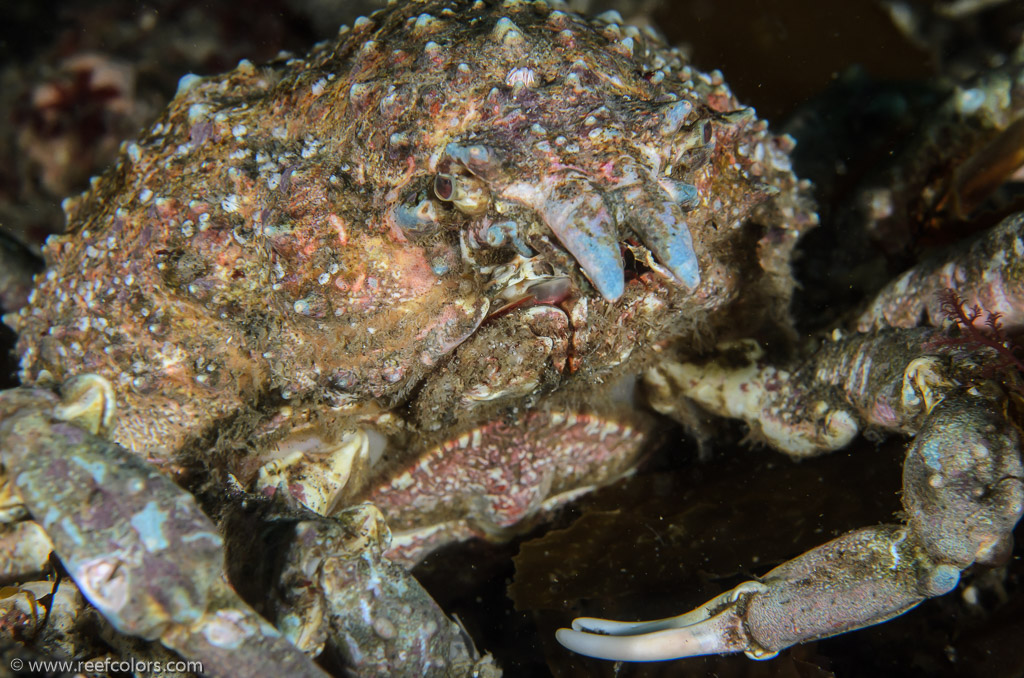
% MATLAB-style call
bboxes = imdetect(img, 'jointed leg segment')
[558,329,1024,661]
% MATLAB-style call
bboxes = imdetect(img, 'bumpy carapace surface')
[7,0,812,552]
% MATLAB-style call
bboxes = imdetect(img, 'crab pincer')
[559,334,1024,662]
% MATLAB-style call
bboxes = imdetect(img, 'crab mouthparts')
[486,265,572,318]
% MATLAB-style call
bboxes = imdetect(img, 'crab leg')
[559,329,1024,661]
[557,522,961,660]
[856,211,1024,332]
[256,504,500,676]
[0,385,329,678]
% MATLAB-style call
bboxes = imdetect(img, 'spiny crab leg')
[559,328,1024,662]
[0,381,328,678]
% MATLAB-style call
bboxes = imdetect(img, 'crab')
[1,0,1023,675]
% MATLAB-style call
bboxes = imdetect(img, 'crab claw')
[556,582,769,661]
[557,525,954,663]
[629,198,700,289]
[540,175,625,301]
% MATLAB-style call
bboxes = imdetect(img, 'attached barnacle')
[434,170,490,216]
[411,12,441,35]
[659,178,701,208]
[659,99,693,136]
[389,198,440,236]
[480,220,531,256]
[492,17,525,47]
[444,142,502,181]
[53,374,117,437]
[672,119,716,167]
[434,174,454,200]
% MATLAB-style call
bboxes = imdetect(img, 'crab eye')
[434,174,455,201]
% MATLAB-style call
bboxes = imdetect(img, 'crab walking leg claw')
[556,582,770,660]
[0,383,329,678]
[558,329,1024,661]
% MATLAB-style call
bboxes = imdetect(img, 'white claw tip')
[556,597,757,662]
[556,624,713,662]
